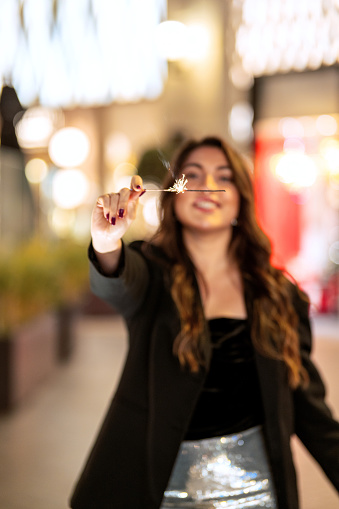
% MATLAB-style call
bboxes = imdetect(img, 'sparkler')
[140,174,226,194]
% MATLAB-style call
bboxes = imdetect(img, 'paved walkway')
[0,314,338,509]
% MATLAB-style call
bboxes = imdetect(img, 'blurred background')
[0,1,338,508]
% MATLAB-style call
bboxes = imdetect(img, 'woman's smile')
[193,197,220,212]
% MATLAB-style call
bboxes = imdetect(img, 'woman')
[70,137,339,509]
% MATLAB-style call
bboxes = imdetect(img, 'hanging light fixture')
[229,0,339,81]
[0,0,167,107]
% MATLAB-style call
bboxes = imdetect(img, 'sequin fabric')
[160,425,277,508]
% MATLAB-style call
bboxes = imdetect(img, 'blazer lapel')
[146,299,205,504]
[245,282,298,508]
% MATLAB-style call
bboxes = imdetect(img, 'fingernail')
[106,213,109,221]
[111,217,116,225]
[139,190,146,197]
[118,209,124,218]
[135,185,141,190]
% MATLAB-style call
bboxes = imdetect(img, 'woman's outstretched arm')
[91,175,144,275]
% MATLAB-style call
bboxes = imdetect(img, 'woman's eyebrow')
[181,162,203,170]
[181,163,232,170]
[216,165,232,170]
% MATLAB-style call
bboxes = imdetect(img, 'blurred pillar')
[0,86,35,247]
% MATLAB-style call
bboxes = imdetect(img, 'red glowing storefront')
[252,67,339,313]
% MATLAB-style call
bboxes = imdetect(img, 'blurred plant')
[0,238,89,336]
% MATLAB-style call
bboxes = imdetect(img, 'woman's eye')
[219,175,233,182]
[185,172,199,179]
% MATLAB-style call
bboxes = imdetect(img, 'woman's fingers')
[96,194,112,223]
[130,175,144,194]
[97,191,124,224]
[106,193,119,225]
[116,187,131,220]
[96,179,144,226]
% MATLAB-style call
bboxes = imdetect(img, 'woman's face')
[173,146,240,233]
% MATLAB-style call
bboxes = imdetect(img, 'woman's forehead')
[182,145,229,166]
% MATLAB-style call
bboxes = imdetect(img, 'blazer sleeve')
[293,292,339,491]
[88,241,149,319]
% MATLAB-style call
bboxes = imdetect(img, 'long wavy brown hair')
[152,136,308,388]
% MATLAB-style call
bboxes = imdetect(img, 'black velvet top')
[184,317,264,440]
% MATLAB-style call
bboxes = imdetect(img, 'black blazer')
[70,241,339,509]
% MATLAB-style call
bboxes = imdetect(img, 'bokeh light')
[49,207,76,237]
[52,169,90,209]
[15,107,61,149]
[283,138,305,153]
[155,20,210,62]
[279,117,305,139]
[316,115,338,136]
[329,241,339,264]
[319,138,339,174]
[25,158,48,184]
[142,195,160,227]
[228,102,254,143]
[155,21,188,61]
[72,208,92,243]
[105,132,132,166]
[185,24,210,61]
[229,64,254,90]
[274,152,317,189]
[48,127,90,168]
[111,162,137,192]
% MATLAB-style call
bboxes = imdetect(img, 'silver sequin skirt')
[160,425,277,509]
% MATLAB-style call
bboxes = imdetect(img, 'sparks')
[167,174,188,194]
[135,173,227,194]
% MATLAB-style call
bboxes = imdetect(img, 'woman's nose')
[204,174,218,190]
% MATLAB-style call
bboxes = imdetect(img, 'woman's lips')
[193,198,220,211]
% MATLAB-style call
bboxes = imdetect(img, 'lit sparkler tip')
[167,174,188,194]
[134,174,227,194]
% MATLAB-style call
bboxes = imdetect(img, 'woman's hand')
[91,175,144,255]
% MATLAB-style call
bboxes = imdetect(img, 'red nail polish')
[106,213,109,221]
[111,217,116,225]
[139,190,146,197]
[118,209,124,218]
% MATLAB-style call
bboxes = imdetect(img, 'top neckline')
[208,316,247,322]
